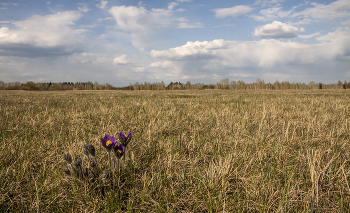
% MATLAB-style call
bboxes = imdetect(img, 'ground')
[1,89,350,212]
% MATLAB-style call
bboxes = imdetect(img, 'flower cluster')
[63,132,133,182]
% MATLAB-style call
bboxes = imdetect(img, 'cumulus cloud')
[177,0,192,2]
[113,55,129,65]
[291,0,350,19]
[212,5,253,18]
[0,11,85,57]
[253,21,304,39]
[150,28,350,71]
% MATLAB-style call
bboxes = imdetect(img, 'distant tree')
[94,81,98,90]
[229,80,237,90]
[23,81,40,91]
[319,83,322,89]
[308,81,315,89]
[273,80,280,90]
[337,80,342,89]
[185,81,191,90]
[237,80,245,90]
[218,78,229,89]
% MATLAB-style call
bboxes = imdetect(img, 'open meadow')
[1,89,350,212]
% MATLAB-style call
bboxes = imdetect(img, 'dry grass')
[0,89,350,212]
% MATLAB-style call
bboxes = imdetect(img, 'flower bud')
[81,144,89,156]
[88,173,95,183]
[101,170,109,180]
[83,167,89,177]
[63,165,71,176]
[76,155,82,168]
[64,152,72,164]
[86,145,96,157]
[90,158,96,168]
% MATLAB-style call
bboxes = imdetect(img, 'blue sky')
[0,0,349,86]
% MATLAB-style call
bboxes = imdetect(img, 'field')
[1,89,350,212]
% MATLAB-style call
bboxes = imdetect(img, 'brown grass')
[0,89,350,212]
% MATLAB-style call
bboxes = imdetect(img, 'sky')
[0,0,349,86]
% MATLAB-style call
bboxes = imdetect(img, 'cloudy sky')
[0,0,349,86]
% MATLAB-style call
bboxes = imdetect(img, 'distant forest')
[0,79,349,91]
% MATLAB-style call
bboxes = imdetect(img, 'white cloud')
[250,15,266,21]
[176,0,192,2]
[261,7,292,18]
[0,11,85,56]
[176,8,186,12]
[253,21,303,39]
[251,1,312,22]
[168,2,178,10]
[108,4,202,48]
[98,17,113,22]
[212,5,253,18]
[250,6,297,21]
[132,66,145,72]
[96,0,108,9]
[113,54,129,65]
[298,32,321,39]
[69,52,112,65]
[0,3,18,6]
[291,0,350,19]
[150,28,350,70]
[177,22,203,28]
[254,0,285,7]
[78,5,90,13]
[342,19,350,25]
[108,5,172,32]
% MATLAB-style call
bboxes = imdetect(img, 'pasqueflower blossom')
[100,134,117,152]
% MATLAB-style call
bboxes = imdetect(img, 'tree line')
[0,79,349,91]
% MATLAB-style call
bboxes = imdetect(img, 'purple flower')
[113,144,125,159]
[118,132,133,147]
[100,134,117,152]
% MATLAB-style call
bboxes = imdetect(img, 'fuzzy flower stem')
[117,158,120,173]
[108,152,112,172]
[94,157,100,173]
[123,146,127,170]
